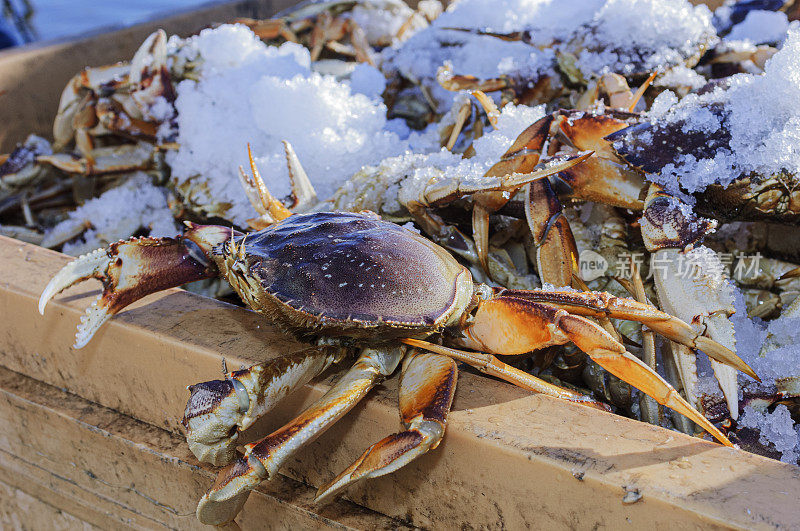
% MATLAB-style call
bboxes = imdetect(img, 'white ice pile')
[728,288,800,463]
[44,173,178,256]
[645,27,800,194]
[165,24,407,226]
[382,0,713,109]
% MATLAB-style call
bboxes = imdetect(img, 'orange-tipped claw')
[240,144,293,224]
[500,289,759,382]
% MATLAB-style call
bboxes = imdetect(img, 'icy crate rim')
[2,235,799,529]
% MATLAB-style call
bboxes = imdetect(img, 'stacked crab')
[4,0,800,525]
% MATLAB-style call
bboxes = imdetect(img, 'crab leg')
[472,115,589,276]
[459,296,734,447]
[315,349,458,504]
[183,346,346,466]
[554,111,646,209]
[482,113,553,179]
[414,150,593,208]
[404,338,610,411]
[467,113,555,272]
[555,155,645,210]
[524,177,578,288]
[239,144,293,229]
[38,224,235,348]
[196,345,405,526]
[498,288,757,381]
[242,143,318,230]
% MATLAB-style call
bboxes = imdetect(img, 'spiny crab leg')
[242,142,318,230]
[500,288,758,381]
[183,346,346,466]
[196,345,406,526]
[404,338,611,412]
[414,150,594,207]
[38,224,234,348]
[458,294,734,447]
[316,349,458,504]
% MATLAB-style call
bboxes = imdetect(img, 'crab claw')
[640,184,745,419]
[196,455,261,525]
[524,177,578,288]
[39,225,232,348]
[183,347,343,466]
[196,346,405,525]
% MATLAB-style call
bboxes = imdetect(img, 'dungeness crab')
[38,150,757,525]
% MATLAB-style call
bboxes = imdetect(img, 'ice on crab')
[165,24,407,225]
[641,27,800,195]
[724,10,792,45]
[566,0,715,76]
[333,101,546,215]
[42,173,178,256]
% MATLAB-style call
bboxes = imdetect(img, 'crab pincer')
[38,224,232,347]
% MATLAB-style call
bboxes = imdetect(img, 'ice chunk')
[349,63,387,100]
[654,66,707,91]
[739,404,799,464]
[726,10,790,45]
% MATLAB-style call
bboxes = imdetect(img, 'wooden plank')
[1,235,799,529]
[0,363,407,530]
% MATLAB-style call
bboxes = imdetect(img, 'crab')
[52,29,176,157]
[37,148,758,525]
